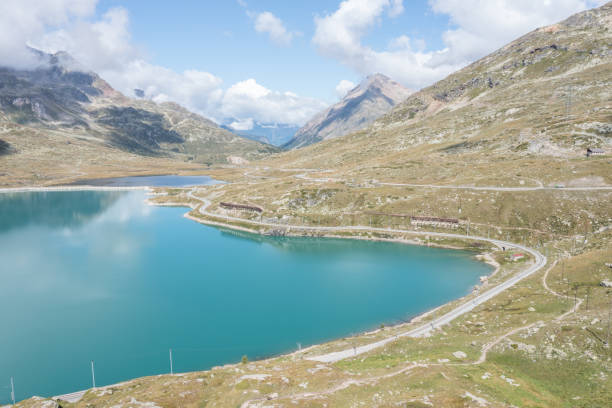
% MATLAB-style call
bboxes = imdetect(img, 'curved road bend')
[188,190,547,363]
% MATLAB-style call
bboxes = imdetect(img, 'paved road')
[377,182,612,192]
[53,390,87,403]
[188,189,547,363]
[291,170,612,192]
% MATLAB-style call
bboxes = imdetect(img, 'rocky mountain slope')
[200,2,611,249]
[272,3,611,179]
[285,74,412,149]
[0,49,278,172]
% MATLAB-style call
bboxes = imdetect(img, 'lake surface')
[0,190,491,403]
[70,174,221,187]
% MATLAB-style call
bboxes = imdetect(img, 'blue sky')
[2,0,606,127]
[94,0,450,101]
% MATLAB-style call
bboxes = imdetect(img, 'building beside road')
[586,147,605,157]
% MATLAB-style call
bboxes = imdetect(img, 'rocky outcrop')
[94,106,184,155]
[0,48,279,163]
[0,139,13,155]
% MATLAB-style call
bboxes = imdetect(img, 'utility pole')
[169,349,174,375]
[585,287,590,311]
[565,85,572,118]
[562,260,566,285]
[91,360,96,389]
[607,296,612,347]
[10,377,15,407]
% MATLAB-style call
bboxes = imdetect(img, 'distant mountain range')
[285,74,412,149]
[0,49,278,166]
[221,121,299,146]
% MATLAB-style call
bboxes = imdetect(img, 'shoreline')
[151,191,500,255]
[6,186,543,404]
[165,194,544,363]
[179,208,504,326]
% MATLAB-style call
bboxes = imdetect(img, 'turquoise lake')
[70,174,221,187]
[0,189,491,403]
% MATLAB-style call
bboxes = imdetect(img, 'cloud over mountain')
[0,0,97,69]
[0,0,322,127]
[1,0,606,127]
[221,79,326,125]
[313,0,607,89]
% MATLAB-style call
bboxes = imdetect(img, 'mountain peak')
[362,73,392,86]
[285,74,412,149]
[23,47,88,73]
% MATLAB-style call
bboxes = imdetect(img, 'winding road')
[7,175,600,405]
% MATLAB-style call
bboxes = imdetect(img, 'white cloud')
[254,11,295,46]
[0,0,324,127]
[228,118,254,131]
[103,63,325,126]
[103,60,225,121]
[0,0,97,68]
[221,79,327,125]
[313,0,605,90]
[335,80,356,98]
[237,1,297,46]
[388,0,404,17]
[38,7,139,72]
[313,0,453,89]
[428,0,605,65]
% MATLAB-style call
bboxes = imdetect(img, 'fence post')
[10,377,15,406]
[91,360,96,389]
